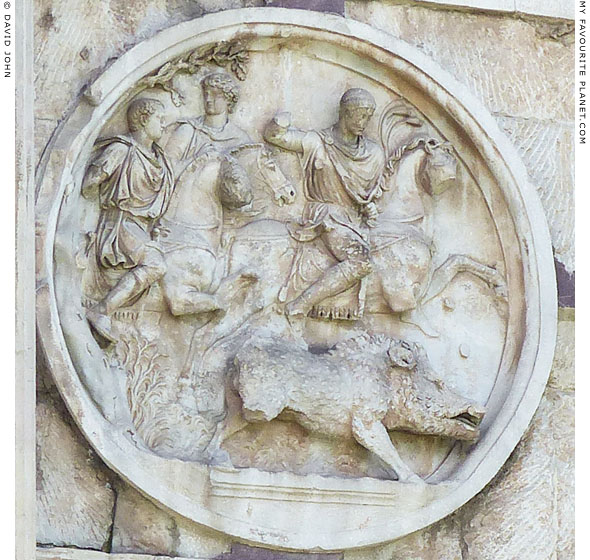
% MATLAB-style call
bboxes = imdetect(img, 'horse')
[187,133,506,464]
[222,136,505,333]
[157,142,296,318]
[368,136,506,328]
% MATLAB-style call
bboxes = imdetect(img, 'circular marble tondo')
[36,8,557,552]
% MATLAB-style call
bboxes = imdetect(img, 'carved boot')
[87,271,147,344]
[86,307,117,344]
[285,260,361,318]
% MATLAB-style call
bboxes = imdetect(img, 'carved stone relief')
[36,9,557,552]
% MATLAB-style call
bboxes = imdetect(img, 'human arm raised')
[263,112,307,154]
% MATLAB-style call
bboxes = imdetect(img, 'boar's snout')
[450,403,486,441]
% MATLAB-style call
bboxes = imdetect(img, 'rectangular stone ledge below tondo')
[36,547,207,560]
[209,466,454,506]
[37,545,343,560]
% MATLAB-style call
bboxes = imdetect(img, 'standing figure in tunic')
[264,88,385,318]
[82,97,174,343]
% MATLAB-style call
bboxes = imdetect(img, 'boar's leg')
[203,384,247,467]
[352,416,423,483]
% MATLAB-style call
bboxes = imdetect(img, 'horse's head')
[256,148,296,207]
[218,155,253,210]
[421,140,457,196]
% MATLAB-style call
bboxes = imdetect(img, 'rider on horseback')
[166,71,251,177]
[83,97,174,343]
[264,88,385,319]
[161,71,256,318]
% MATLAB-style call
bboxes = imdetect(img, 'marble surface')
[29,4,568,559]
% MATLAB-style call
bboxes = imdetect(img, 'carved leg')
[400,306,440,338]
[400,255,506,337]
[164,287,224,316]
[204,383,247,467]
[88,263,163,343]
[286,227,372,318]
[285,255,371,318]
[215,270,260,310]
[163,269,257,317]
[182,272,264,380]
[422,254,507,305]
[351,415,423,483]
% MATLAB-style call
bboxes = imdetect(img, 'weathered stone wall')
[34,1,574,558]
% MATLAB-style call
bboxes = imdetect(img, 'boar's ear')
[387,340,417,370]
[411,342,429,363]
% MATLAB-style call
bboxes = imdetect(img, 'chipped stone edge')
[398,0,574,20]
[35,7,557,551]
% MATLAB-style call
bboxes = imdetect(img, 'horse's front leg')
[186,272,265,378]
[422,254,507,305]
[162,249,222,316]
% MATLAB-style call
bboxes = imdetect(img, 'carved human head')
[339,88,376,136]
[218,156,253,209]
[127,98,166,140]
[201,71,239,115]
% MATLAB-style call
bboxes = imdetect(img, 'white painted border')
[36,8,557,551]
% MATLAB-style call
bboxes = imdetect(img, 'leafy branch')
[138,40,250,106]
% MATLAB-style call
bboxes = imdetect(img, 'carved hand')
[264,112,291,142]
[363,201,379,227]
[151,224,170,241]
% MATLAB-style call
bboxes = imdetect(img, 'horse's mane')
[378,99,447,180]
[383,137,440,178]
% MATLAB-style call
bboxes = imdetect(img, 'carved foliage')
[116,334,215,460]
[138,40,250,106]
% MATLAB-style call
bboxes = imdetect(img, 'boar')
[233,333,485,483]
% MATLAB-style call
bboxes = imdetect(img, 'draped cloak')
[176,116,251,167]
[290,127,385,242]
[91,136,174,269]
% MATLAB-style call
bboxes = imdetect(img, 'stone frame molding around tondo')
[36,8,557,552]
